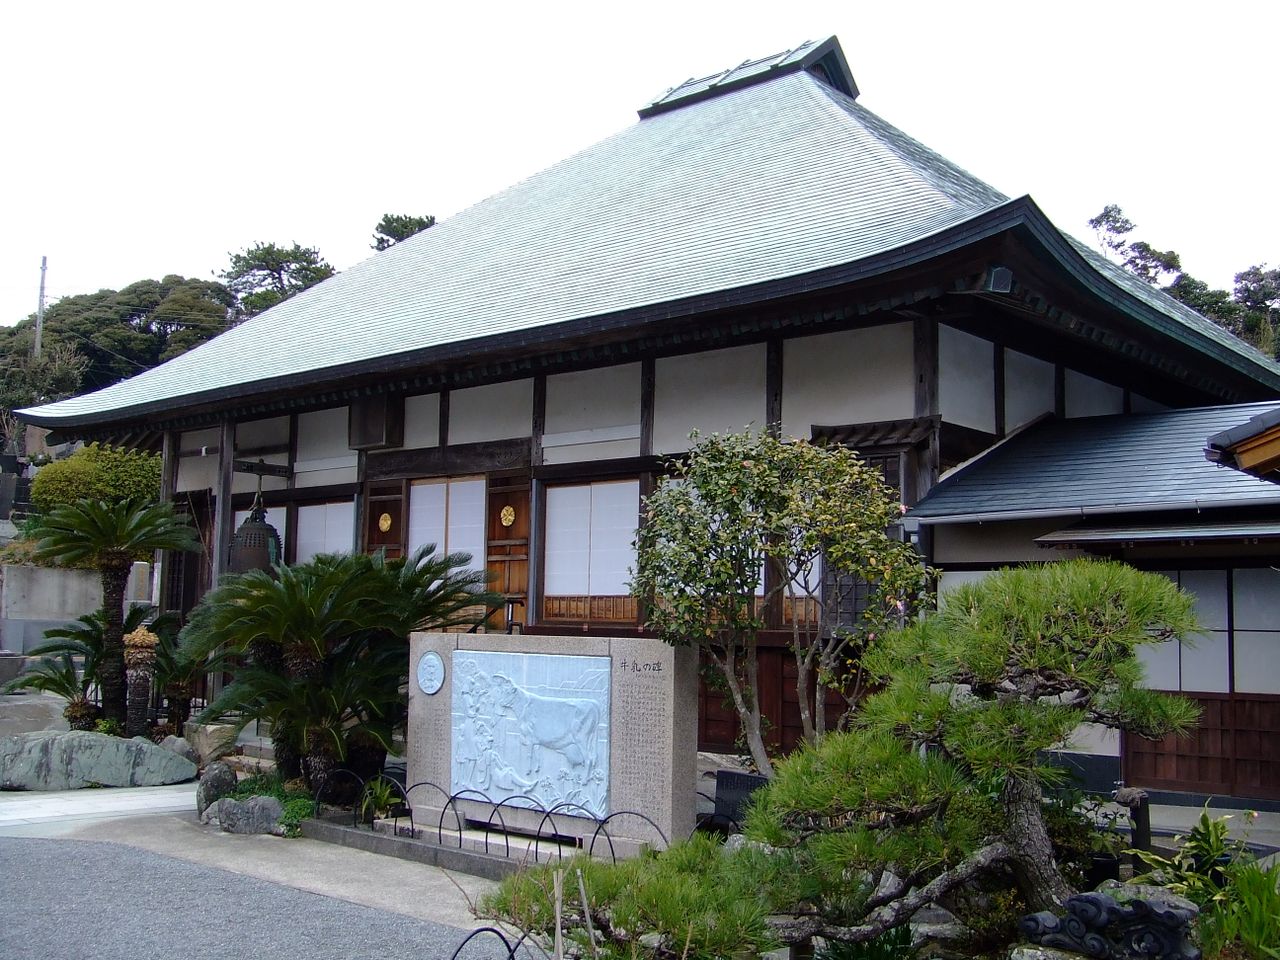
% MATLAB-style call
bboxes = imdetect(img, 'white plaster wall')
[236,416,289,449]
[294,466,357,488]
[1064,723,1120,757]
[402,393,441,449]
[297,408,351,461]
[176,428,220,493]
[547,364,641,434]
[781,325,913,439]
[543,434,641,465]
[937,569,992,602]
[1004,349,1055,431]
[1065,371,1124,418]
[932,520,1084,564]
[449,380,533,444]
[654,344,767,454]
[295,407,356,486]
[938,325,995,433]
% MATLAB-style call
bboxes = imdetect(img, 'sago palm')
[31,499,200,723]
[4,652,98,730]
[192,547,496,790]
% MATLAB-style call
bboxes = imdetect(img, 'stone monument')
[407,633,697,856]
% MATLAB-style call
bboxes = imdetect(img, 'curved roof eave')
[19,196,1280,432]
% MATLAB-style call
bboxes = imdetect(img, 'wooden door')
[364,480,406,558]
[486,479,529,629]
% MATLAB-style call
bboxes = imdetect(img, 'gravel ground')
[0,837,517,960]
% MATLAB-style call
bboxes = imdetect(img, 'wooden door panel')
[486,482,529,629]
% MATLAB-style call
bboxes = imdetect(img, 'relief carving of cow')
[490,673,601,778]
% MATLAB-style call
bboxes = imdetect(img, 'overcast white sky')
[1,1,1275,329]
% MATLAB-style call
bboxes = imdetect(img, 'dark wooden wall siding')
[1124,693,1280,801]
[697,645,849,755]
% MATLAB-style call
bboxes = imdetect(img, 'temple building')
[20,37,1280,803]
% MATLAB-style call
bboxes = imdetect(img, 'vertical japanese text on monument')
[451,651,610,818]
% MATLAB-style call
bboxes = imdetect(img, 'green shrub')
[30,443,162,513]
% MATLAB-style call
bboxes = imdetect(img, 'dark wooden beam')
[366,438,531,481]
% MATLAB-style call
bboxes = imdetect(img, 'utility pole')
[33,256,47,358]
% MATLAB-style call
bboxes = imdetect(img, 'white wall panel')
[402,394,441,449]
[655,344,766,454]
[939,326,995,433]
[1232,567,1280,629]
[449,380,532,444]
[1181,570,1228,630]
[547,365,640,434]
[176,429,219,493]
[782,325,913,439]
[295,501,355,562]
[1179,632,1230,693]
[293,466,357,488]
[1136,639,1180,691]
[297,407,350,461]
[1234,632,1280,694]
[236,417,289,449]
[545,485,592,594]
[1004,349,1055,431]
[1065,371,1124,418]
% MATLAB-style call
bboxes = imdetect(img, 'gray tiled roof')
[19,42,1280,429]
[22,69,1008,426]
[909,403,1280,523]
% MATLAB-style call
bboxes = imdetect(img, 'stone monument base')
[407,633,697,854]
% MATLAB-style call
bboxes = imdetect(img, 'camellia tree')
[490,560,1201,957]
[631,430,929,776]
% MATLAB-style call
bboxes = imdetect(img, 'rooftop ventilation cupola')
[637,36,858,118]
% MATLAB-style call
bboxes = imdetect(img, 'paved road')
[0,836,513,960]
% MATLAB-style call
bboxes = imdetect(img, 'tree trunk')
[273,722,303,781]
[98,561,131,724]
[125,667,152,738]
[1000,773,1075,912]
[711,642,774,778]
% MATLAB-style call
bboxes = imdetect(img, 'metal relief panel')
[451,651,610,818]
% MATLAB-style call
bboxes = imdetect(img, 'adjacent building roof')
[19,37,1280,432]
[908,402,1280,524]
[1205,404,1280,481]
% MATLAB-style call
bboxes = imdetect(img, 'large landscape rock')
[204,795,284,835]
[196,760,238,816]
[182,722,240,765]
[159,735,199,766]
[0,730,197,790]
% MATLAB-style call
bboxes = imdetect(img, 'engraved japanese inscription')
[451,651,610,817]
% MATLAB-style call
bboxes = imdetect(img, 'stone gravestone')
[407,633,696,856]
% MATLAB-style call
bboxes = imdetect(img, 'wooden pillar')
[156,430,179,612]
[913,318,939,497]
[639,359,655,456]
[765,339,783,437]
[210,419,235,585]
[531,376,546,467]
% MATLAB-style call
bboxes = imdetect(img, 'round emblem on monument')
[499,505,516,527]
[416,651,445,695]
[378,512,393,533]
